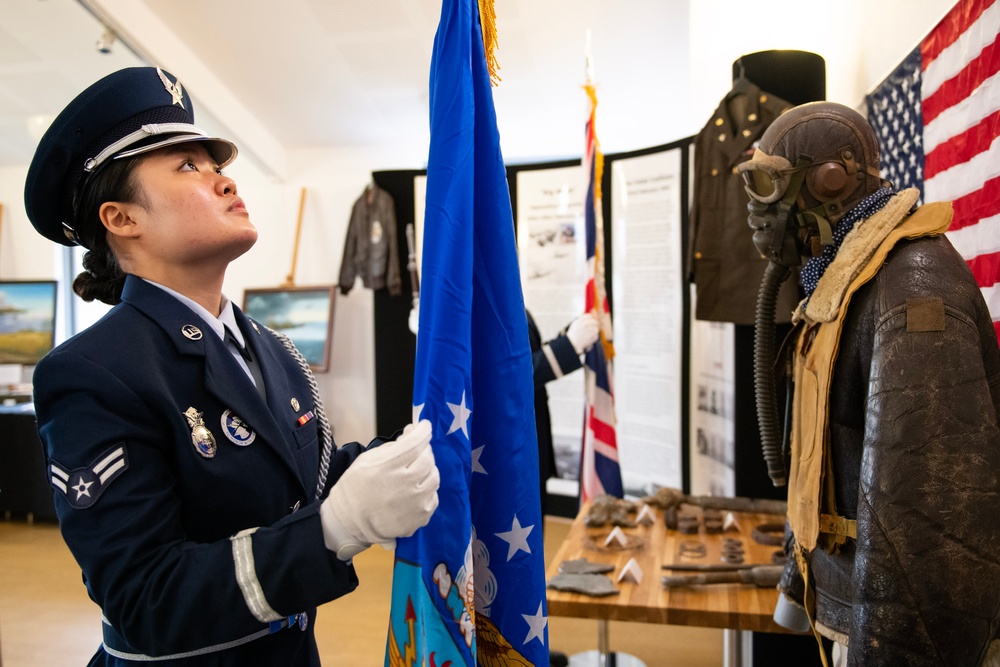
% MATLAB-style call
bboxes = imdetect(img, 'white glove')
[408,298,420,335]
[566,312,600,355]
[320,419,439,560]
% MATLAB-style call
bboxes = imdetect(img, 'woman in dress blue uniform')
[24,67,440,666]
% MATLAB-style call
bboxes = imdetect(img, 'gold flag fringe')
[478,0,501,86]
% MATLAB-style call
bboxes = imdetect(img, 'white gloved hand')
[566,312,600,355]
[320,419,439,560]
[408,298,420,335]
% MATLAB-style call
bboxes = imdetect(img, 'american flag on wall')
[866,0,1000,338]
[579,82,624,504]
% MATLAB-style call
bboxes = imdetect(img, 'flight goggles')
[737,149,811,204]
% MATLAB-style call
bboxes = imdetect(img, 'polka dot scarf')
[800,188,895,299]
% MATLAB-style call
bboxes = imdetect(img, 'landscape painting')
[0,281,57,365]
[243,285,335,372]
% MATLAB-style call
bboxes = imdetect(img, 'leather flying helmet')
[739,101,885,223]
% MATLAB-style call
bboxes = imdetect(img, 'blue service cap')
[24,67,238,247]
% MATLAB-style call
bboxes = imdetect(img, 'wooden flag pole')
[283,187,307,287]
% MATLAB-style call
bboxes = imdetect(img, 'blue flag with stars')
[384,1,548,666]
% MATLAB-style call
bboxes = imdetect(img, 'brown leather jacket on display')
[782,192,1000,666]
[338,184,402,296]
[688,79,801,324]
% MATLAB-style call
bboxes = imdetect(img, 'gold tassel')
[478,0,501,86]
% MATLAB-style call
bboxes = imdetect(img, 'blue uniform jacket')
[33,276,366,665]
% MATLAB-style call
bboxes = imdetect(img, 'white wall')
[687,0,957,129]
[0,166,51,282]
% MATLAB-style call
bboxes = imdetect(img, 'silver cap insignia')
[157,68,185,108]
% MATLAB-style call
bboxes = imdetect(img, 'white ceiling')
[0,0,691,177]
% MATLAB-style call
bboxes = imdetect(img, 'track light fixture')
[96,27,116,55]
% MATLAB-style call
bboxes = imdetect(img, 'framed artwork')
[0,280,57,366]
[242,285,336,372]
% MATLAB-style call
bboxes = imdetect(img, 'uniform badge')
[157,67,185,108]
[181,324,203,340]
[221,410,256,446]
[49,445,129,510]
[184,407,217,458]
[290,397,300,412]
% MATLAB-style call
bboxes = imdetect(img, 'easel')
[282,187,307,288]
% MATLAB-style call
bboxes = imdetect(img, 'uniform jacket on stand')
[33,276,373,666]
[688,79,801,324]
[338,183,402,296]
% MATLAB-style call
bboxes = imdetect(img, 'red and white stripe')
[921,0,1000,336]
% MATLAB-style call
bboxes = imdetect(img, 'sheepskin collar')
[795,188,921,324]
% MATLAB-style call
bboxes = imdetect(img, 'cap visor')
[114,134,238,168]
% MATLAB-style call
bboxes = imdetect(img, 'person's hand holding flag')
[319,420,439,560]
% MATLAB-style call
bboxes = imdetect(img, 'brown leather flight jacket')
[782,197,1000,666]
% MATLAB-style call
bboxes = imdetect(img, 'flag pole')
[582,32,613,361]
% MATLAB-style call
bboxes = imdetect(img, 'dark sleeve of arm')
[686,135,704,283]
[532,334,583,386]
[338,199,362,295]
[847,293,1000,666]
[383,192,402,296]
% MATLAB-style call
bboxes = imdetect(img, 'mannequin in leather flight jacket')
[739,102,1000,666]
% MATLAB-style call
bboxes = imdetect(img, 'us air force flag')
[385,1,548,665]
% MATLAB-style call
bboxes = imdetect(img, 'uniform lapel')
[232,307,318,487]
[120,277,306,494]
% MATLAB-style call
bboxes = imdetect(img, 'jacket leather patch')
[906,297,945,332]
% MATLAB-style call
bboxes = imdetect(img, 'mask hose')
[754,261,790,487]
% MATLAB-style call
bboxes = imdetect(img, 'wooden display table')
[545,500,796,665]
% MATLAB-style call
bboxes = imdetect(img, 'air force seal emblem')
[49,445,129,510]
[221,410,256,446]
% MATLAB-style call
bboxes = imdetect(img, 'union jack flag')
[579,82,623,504]
[866,0,1000,338]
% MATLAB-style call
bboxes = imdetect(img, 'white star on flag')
[521,601,548,646]
[471,445,487,475]
[495,515,533,562]
[446,391,471,438]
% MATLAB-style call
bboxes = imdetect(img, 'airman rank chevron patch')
[49,445,129,509]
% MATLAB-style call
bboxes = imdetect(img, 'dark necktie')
[226,327,267,402]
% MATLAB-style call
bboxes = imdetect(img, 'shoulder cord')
[267,327,333,501]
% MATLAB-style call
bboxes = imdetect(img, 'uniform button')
[742,129,751,138]
[731,166,739,174]
[714,117,724,126]
[695,251,703,259]
[748,113,758,122]
[717,133,726,142]
[759,94,768,103]
[710,168,719,176]
[298,612,309,631]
